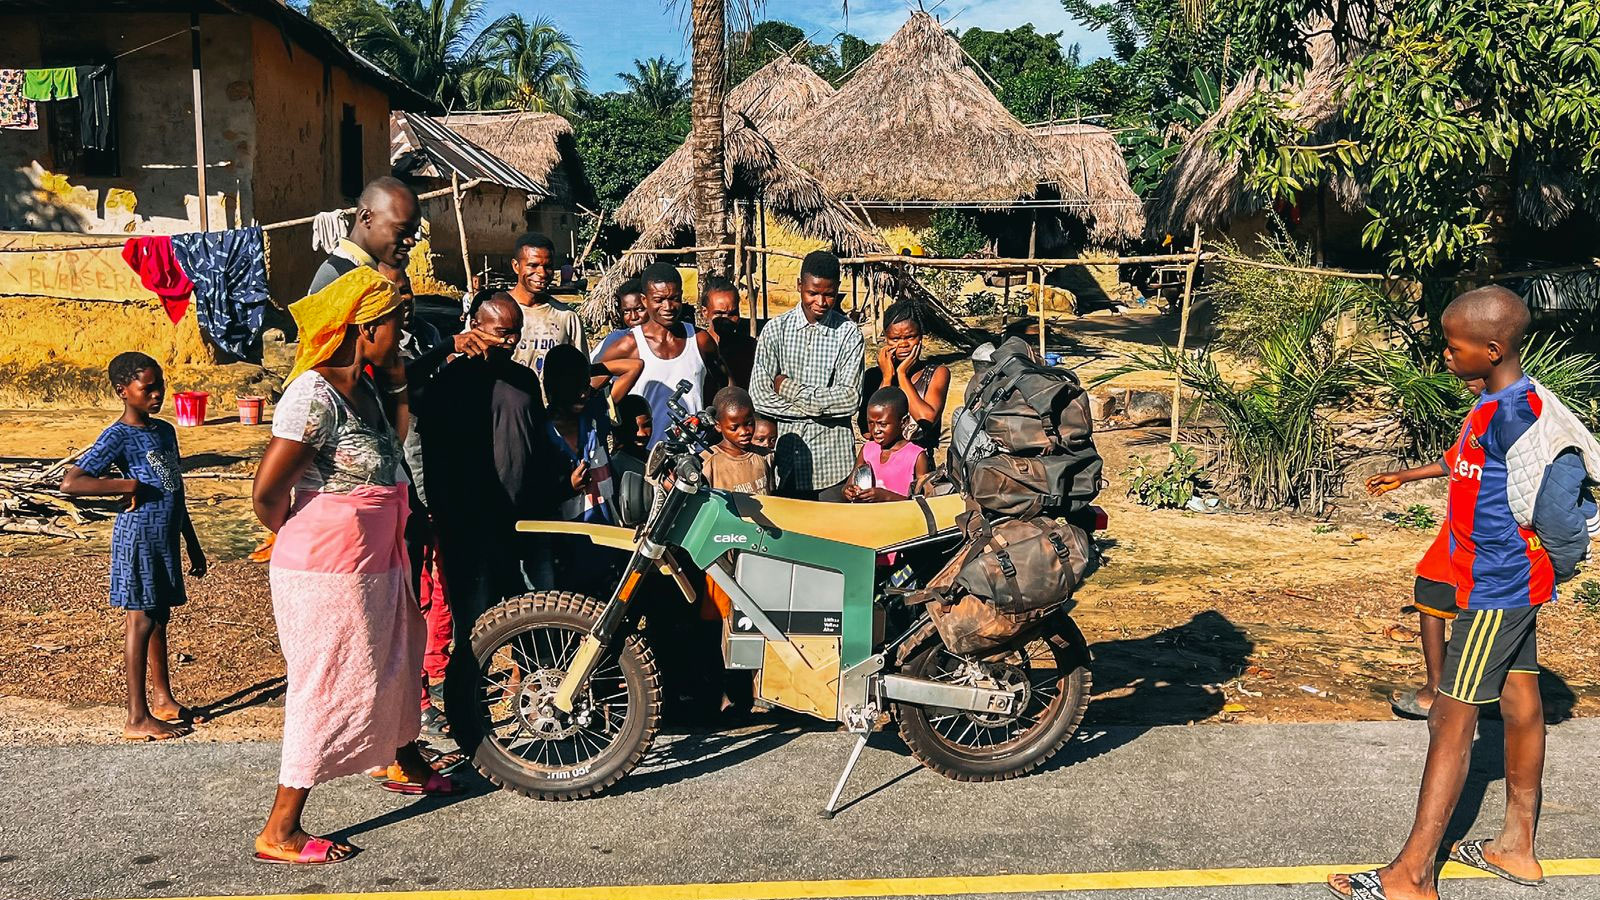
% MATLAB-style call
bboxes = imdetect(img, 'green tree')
[619,56,690,117]
[478,15,585,113]
[1214,0,1600,275]
[572,92,689,210]
[958,25,1085,123]
[308,0,584,113]
[729,20,841,84]
[838,34,879,77]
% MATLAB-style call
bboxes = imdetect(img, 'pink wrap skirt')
[268,485,422,788]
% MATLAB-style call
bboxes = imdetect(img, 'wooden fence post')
[1171,223,1203,445]
[451,171,470,289]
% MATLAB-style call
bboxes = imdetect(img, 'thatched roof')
[1030,123,1145,244]
[586,117,894,329]
[1147,32,1354,239]
[613,56,836,232]
[441,111,585,204]
[781,12,1054,207]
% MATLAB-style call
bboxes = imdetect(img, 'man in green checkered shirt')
[750,250,865,498]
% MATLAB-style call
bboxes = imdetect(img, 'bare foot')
[150,699,209,724]
[253,831,353,864]
[123,716,191,741]
[1471,839,1545,884]
[1326,868,1437,900]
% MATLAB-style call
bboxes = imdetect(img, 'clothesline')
[0,177,488,252]
[259,178,483,232]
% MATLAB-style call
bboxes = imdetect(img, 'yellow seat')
[727,492,965,550]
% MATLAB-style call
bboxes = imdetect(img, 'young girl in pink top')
[844,387,932,503]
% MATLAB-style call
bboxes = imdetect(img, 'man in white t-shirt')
[507,232,586,375]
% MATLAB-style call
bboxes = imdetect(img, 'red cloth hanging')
[121,236,194,323]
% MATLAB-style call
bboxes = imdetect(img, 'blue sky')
[485,0,1114,93]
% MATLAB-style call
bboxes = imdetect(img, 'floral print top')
[271,371,406,494]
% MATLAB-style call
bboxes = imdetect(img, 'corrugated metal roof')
[390,111,549,196]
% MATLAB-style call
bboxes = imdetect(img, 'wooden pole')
[758,201,769,322]
[451,171,471,289]
[189,13,208,232]
[1029,211,1042,357]
[258,180,482,232]
[1171,223,1203,445]
[733,200,745,298]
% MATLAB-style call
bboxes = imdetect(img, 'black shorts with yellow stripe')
[1439,606,1539,705]
[1413,576,1458,621]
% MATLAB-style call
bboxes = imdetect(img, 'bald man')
[414,292,574,747]
[308,176,421,293]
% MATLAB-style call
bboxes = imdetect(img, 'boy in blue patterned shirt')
[62,352,207,741]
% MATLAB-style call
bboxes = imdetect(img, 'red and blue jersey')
[1444,376,1555,609]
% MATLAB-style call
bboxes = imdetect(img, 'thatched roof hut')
[586,117,894,328]
[1030,123,1145,244]
[441,111,590,206]
[781,12,1053,208]
[613,56,835,232]
[1147,32,1354,241]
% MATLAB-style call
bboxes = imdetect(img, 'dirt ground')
[3,308,1598,744]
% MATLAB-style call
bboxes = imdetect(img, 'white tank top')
[629,322,706,447]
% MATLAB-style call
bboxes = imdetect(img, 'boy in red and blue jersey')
[1332,287,1598,900]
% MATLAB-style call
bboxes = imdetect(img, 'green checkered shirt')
[750,307,865,491]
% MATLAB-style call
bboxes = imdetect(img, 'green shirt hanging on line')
[22,68,76,102]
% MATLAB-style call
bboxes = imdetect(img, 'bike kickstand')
[820,732,869,820]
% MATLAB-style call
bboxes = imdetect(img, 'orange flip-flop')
[253,836,353,866]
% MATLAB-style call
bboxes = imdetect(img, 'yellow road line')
[119,858,1600,900]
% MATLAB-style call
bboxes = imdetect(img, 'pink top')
[864,440,925,497]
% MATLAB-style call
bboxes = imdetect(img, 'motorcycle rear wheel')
[894,616,1091,782]
[469,592,661,800]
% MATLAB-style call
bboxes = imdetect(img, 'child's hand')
[123,481,159,511]
[569,461,591,492]
[187,543,208,578]
[842,484,862,502]
[1366,472,1405,496]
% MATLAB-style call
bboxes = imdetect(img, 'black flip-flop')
[1326,870,1389,900]
[420,705,451,742]
[1451,839,1546,886]
[1390,689,1431,720]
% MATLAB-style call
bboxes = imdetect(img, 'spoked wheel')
[895,616,1091,782]
[469,592,660,800]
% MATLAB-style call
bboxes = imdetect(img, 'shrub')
[1123,443,1208,509]
[957,288,1026,318]
[1100,289,1365,510]
[1573,579,1600,615]
[924,210,987,259]
[1383,504,1438,530]
[1205,219,1392,356]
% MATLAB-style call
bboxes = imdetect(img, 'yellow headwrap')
[284,266,404,385]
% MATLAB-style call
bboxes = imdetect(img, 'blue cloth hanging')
[170,226,270,361]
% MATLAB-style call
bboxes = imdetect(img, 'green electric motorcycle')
[467,382,1098,814]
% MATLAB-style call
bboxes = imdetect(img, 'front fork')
[550,466,699,713]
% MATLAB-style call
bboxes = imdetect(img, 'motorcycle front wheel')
[894,615,1091,782]
[469,592,661,800]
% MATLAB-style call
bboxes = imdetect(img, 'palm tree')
[348,0,498,108]
[684,0,764,276]
[619,56,689,117]
[478,15,586,113]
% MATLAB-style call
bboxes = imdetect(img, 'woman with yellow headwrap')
[250,266,457,866]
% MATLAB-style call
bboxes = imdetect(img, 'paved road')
[6,718,1600,900]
